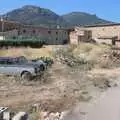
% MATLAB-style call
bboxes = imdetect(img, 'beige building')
[0,20,21,32]
[80,24,120,45]
[83,24,120,40]
[70,23,120,46]
[69,27,92,44]
[0,20,69,45]
[19,25,69,45]
[3,20,120,46]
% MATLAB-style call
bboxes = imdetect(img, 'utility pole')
[1,17,4,40]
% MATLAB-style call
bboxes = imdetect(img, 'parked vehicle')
[0,57,41,80]
[13,56,47,71]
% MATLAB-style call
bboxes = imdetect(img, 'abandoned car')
[15,56,47,71]
[0,57,42,80]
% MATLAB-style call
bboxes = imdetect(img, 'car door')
[5,59,19,75]
[0,59,10,75]
[0,59,20,76]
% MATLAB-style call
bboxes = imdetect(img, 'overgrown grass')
[53,43,120,69]
[0,46,53,59]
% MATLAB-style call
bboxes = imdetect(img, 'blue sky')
[0,0,120,22]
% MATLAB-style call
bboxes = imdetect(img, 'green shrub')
[0,40,44,48]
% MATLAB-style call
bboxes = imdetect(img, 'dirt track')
[61,69,120,120]
[86,85,120,120]
[63,82,120,120]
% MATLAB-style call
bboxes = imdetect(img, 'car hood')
[8,64,38,68]
[19,61,44,67]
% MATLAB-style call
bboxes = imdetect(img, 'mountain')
[62,12,112,26]
[4,5,68,28]
[2,5,113,28]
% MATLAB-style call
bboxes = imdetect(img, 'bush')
[53,45,94,70]
[0,40,44,48]
[53,43,118,70]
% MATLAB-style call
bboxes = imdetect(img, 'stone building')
[0,20,69,45]
[69,27,92,44]
[19,25,69,45]
[83,23,120,40]
[70,23,120,46]
[79,23,120,45]
[0,20,21,32]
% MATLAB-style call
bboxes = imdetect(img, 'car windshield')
[16,56,28,63]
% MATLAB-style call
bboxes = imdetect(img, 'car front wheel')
[40,65,45,71]
[21,72,32,81]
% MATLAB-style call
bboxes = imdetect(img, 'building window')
[33,30,36,34]
[18,31,21,35]
[56,32,58,35]
[56,38,58,40]
[23,29,26,33]
[48,31,51,34]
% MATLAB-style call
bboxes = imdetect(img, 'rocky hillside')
[3,5,113,28]
[62,12,112,26]
[4,5,68,28]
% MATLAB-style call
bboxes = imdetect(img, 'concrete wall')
[69,31,78,44]
[0,36,4,40]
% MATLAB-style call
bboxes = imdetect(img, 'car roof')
[0,56,25,61]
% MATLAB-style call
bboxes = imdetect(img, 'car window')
[0,59,8,64]
[18,56,28,63]
[6,60,14,65]
[12,58,18,63]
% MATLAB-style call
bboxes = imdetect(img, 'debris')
[12,112,28,120]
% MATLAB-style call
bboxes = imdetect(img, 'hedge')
[0,40,45,48]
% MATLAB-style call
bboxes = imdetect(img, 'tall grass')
[53,42,116,69]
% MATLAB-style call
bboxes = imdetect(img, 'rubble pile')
[30,104,69,120]
[53,44,120,69]
[40,111,68,120]
[54,48,90,68]
[110,51,120,62]
[98,50,120,68]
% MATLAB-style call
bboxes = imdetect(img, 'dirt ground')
[0,45,120,119]
[0,62,119,113]
[0,63,78,111]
